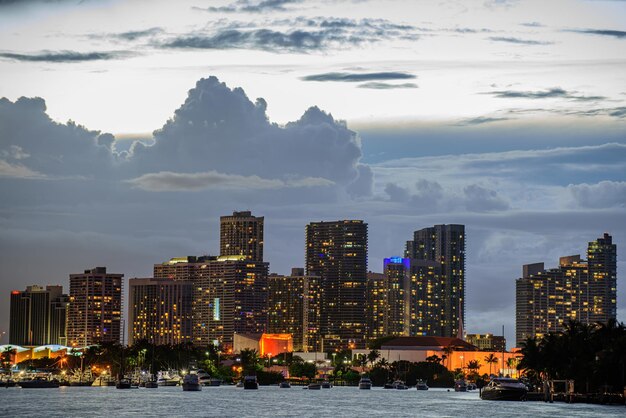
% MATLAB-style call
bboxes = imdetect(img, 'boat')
[307,383,321,390]
[92,376,116,386]
[157,371,181,386]
[393,380,408,390]
[243,375,259,389]
[18,377,60,389]
[182,373,202,391]
[116,378,132,389]
[279,381,291,388]
[467,382,477,391]
[208,378,221,386]
[383,382,395,389]
[416,379,429,390]
[480,378,528,401]
[321,380,332,389]
[358,377,372,390]
[196,369,211,386]
[235,380,244,388]
[1,379,17,388]
[454,380,467,392]
[145,380,158,389]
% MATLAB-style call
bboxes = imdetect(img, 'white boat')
[157,371,181,386]
[358,377,372,390]
[195,369,211,386]
[416,379,429,390]
[393,380,408,390]
[182,374,202,391]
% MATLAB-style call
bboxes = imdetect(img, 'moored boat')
[182,373,202,391]
[18,377,60,389]
[307,383,321,390]
[480,378,528,401]
[145,379,158,388]
[416,379,429,390]
[358,377,372,390]
[321,380,332,389]
[454,380,467,392]
[116,378,132,389]
[243,375,259,390]
[279,381,291,388]
[393,380,408,390]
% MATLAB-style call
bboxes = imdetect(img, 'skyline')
[0,0,625,347]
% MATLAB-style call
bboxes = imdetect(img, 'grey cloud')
[568,29,626,39]
[126,171,334,192]
[357,82,418,89]
[0,50,134,63]
[455,116,510,126]
[568,181,626,208]
[384,183,410,202]
[609,107,626,118]
[113,27,163,41]
[0,160,44,179]
[347,164,374,197]
[486,87,605,102]
[520,22,544,28]
[464,184,509,212]
[198,0,302,13]
[488,36,552,45]
[302,72,416,82]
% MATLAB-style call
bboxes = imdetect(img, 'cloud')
[567,29,626,39]
[302,72,416,82]
[463,184,509,212]
[357,82,418,89]
[199,0,303,13]
[161,17,417,52]
[112,27,163,41]
[485,87,605,102]
[455,116,510,126]
[126,170,334,192]
[520,22,544,28]
[488,36,552,45]
[0,50,134,63]
[568,181,626,208]
[0,159,44,179]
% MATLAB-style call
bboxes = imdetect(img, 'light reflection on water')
[0,386,623,417]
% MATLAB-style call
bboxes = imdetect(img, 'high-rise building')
[155,256,269,348]
[220,211,264,261]
[128,278,193,346]
[67,267,123,347]
[465,334,506,352]
[368,258,443,339]
[515,233,617,346]
[9,285,68,346]
[305,220,368,350]
[268,268,322,352]
[405,224,465,337]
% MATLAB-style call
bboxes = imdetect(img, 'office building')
[515,233,617,346]
[306,220,368,350]
[220,211,264,261]
[9,285,68,346]
[465,333,506,352]
[67,267,123,347]
[267,268,322,352]
[128,278,193,345]
[405,224,465,338]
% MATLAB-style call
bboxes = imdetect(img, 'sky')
[0,0,625,347]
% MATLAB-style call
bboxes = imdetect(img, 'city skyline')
[1,0,625,348]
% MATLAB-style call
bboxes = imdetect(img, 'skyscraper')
[220,211,264,261]
[154,256,269,348]
[67,267,123,347]
[405,224,465,338]
[267,268,322,352]
[306,220,368,350]
[515,233,617,346]
[128,278,193,345]
[9,285,68,346]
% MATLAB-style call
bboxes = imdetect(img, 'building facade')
[465,333,506,352]
[9,285,68,346]
[515,233,617,346]
[67,267,123,347]
[127,278,193,345]
[306,220,368,350]
[220,211,264,261]
[405,224,465,338]
[267,268,322,352]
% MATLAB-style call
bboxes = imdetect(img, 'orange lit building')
[233,333,292,356]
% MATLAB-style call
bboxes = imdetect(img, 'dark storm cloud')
[567,29,626,39]
[302,72,416,82]
[485,87,605,102]
[0,50,134,63]
[357,82,418,89]
[488,36,552,45]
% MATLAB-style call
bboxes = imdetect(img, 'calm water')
[0,386,624,417]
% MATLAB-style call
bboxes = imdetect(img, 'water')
[0,386,623,417]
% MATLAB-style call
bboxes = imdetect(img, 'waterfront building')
[9,285,68,346]
[127,278,193,345]
[465,333,506,352]
[405,224,465,338]
[267,268,322,352]
[154,256,269,348]
[515,233,617,346]
[220,210,264,261]
[233,333,293,356]
[67,267,123,347]
[368,258,443,338]
[305,220,368,350]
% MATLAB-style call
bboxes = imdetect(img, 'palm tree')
[485,354,498,377]
[367,349,380,368]
[467,360,480,374]
[239,349,259,374]
[506,357,519,378]
[442,346,454,370]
